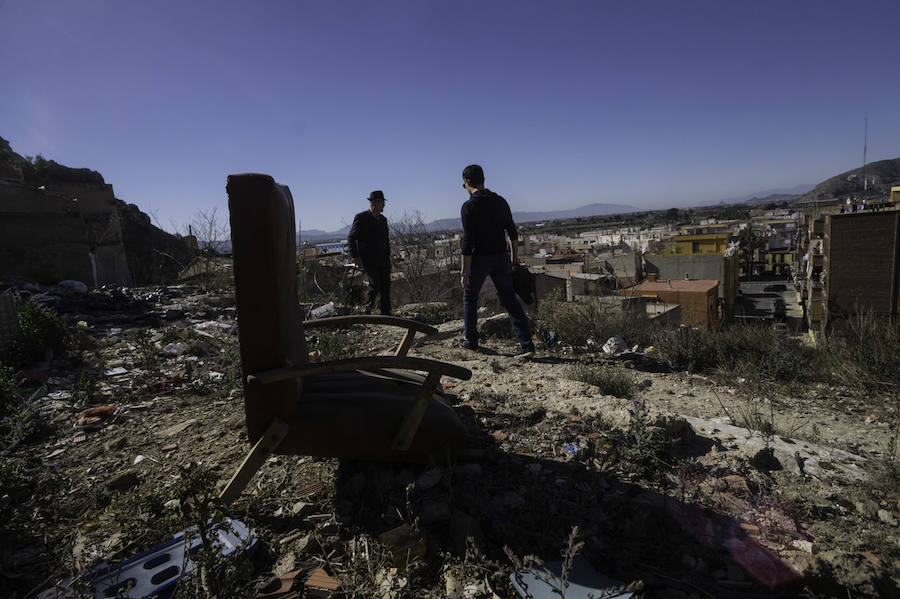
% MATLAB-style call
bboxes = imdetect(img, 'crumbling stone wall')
[117,200,197,284]
[0,181,130,286]
[0,136,195,287]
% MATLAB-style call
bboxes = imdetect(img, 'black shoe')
[457,339,479,351]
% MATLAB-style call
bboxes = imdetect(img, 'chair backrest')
[227,174,308,443]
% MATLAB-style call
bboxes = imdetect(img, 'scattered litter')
[162,342,190,357]
[309,301,335,319]
[74,405,117,428]
[103,367,128,377]
[305,567,340,597]
[561,442,584,456]
[257,569,302,599]
[602,335,629,355]
[510,556,636,599]
[379,524,426,568]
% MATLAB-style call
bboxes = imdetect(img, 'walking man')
[348,190,392,315]
[458,164,534,357]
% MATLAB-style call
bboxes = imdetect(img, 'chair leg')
[394,328,416,356]
[219,418,290,504]
[391,373,439,451]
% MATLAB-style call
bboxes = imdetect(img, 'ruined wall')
[117,200,197,284]
[0,180,131,286]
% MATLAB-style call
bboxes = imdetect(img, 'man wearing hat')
[348,190,392,314]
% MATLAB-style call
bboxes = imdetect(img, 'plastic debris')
[510,556,635,599]
[602,335,629,355]
[310,301,335,319]
[379,524,427,569]
[561,442,584,456]
[38,518,258,599]
[74,405,117,428]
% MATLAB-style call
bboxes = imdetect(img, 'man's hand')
[460,272,469,289]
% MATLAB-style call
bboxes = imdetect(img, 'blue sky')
[2,1,899,232]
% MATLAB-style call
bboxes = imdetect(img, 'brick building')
[822,211,900,328]
[621,276,720,328]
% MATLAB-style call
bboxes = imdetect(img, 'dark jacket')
[460,189,517,256]
[348,209,390,271]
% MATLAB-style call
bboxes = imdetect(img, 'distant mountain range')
[300,202,639,243]
[693,183,815,207]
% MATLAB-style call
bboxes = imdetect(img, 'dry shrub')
[567,364,635,399]
[822,309,900,394]
[537,291,653,348]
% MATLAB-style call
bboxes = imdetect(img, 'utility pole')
[863,113,868,191]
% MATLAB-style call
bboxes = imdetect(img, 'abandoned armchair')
[220,173,472,504]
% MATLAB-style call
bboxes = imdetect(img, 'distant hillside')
[797,157,900,203]
[300,201,639,241]
[694,183,814,207]
[745,193,801,205]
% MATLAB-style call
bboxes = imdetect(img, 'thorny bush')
[308,327,363,361]
[618,399,671,479]
[567,363,635,399]
[822,309,900,394]
[2,300,77,366]
[536,291,654,349]
[652,323,822,384]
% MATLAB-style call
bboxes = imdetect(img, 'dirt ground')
[1,287,898,598]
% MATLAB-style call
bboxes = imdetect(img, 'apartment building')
[797,206,900,333]
[652,233,732,256]
[822,211,900,328]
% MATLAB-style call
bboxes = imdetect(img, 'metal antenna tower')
[863,114,868,191]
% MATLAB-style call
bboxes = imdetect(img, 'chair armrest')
[304,315,439,357]
[304,315,438,336]
[247,356,472,386]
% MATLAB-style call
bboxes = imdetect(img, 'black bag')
[511,264,536,304]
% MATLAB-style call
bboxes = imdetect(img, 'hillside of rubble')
[0,283,898,599]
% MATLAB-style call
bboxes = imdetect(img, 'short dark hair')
[462,164,485,187]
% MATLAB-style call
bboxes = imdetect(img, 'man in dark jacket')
[348,190,392,314]
[458,165,534,357]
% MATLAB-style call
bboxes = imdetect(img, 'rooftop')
[627,279,718,293]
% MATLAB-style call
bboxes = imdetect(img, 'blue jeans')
[463,253,532,349]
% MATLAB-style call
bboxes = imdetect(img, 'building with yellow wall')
[654,233,731,256]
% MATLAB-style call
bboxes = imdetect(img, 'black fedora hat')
[367,190,386,202]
